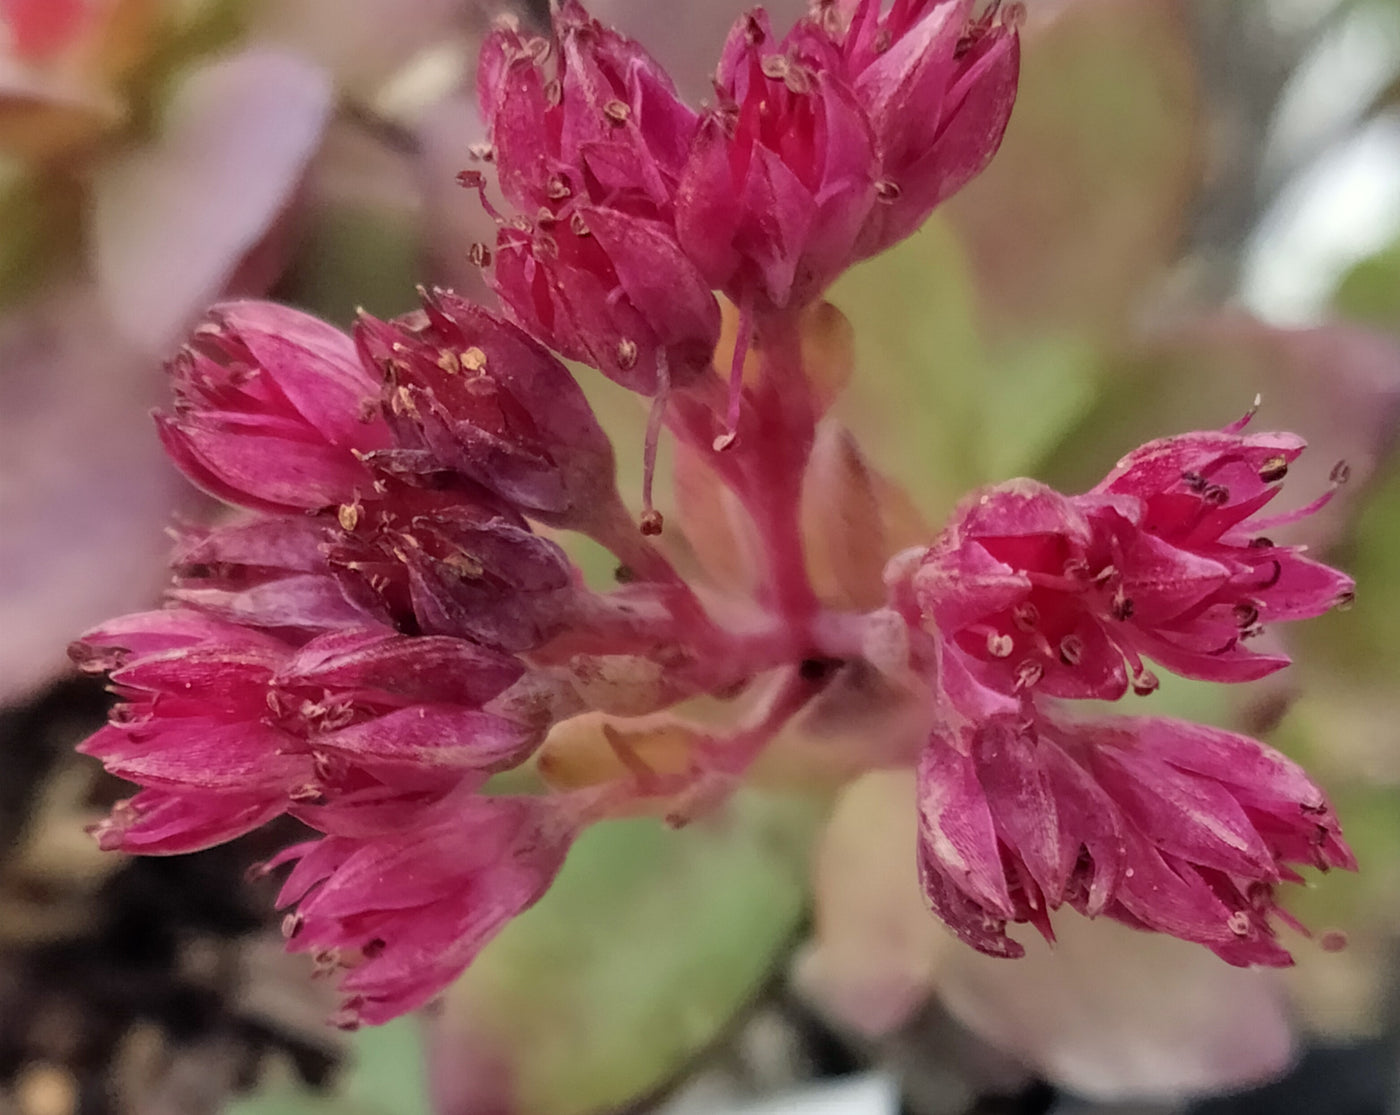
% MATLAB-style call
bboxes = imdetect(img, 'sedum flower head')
[70,0,1358,1030]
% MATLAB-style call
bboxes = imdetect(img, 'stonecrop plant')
[72,0,1357,1030]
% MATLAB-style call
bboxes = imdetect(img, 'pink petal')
[935,915,1296,1100]
[916,731,1014,918]
[91,49,332,354]
[0,288,190,705]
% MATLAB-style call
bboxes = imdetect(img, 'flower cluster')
[893,409,1355,964]
[71,0,1355,1030]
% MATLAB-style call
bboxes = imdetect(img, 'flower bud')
[157,301,390,512]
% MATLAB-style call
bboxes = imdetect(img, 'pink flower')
[674,0,1020,310]
[0,0,86,60]
[676,8,878,310]
[916,706,1353,966]
[909,417,1356,706]
[157,302,391,512]
[72,611,537,855]
[478,0,697,221]
[169,514,374,636]
[273,792,574,1027]
[323,471,576,653]
[489,208,720,396]
[476,3,720,394]
[1086,419,1356,682]
[912,479,1141,703]
[353,288,622,526]
[833,0,1022,258]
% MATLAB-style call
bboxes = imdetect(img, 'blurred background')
[3,0,1400,1113]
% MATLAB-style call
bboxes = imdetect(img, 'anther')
[1012,602,1039,631]
[569,211,591,236]
[460,346,488,373]
[1334,589,1355,612]
[1202,484,1230,505]
[874,180,902,203]
[1258,455,1289,483]
[281,913,304,940]
[639,510,664,536]
[546,173,572,201]
[337,503,360,532]
[1058,634,1084,666]
[466,141,495,162]
[1111,591,1134,621]
[760,54,788,80]
[603,99,630,125]
[1330,460,1351,486]
[616,338,638,370]
[1223,393,1262,434]
[1226,910,1252,936]
[1249,536,1274,549]
[986,633,1013,658]
[328,1008,362,1032]
[1014,659,1043,689]
[1132,668,1159,696]
[444,552,484,579]
[1232,600,1261,628]
[544,79,562,107]
[1181,470,1207,493]
[783,64,812,94]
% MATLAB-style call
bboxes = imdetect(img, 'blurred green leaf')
[228,1020,432,1115]
[1333,236,1400,332]
[281,205,423,327]
[830,219,988,520]
[0,165,83,308]
[943,0,1201,336]
[830,219,1107,523]
[431,792,818,1115]
[1296,459,1400,688]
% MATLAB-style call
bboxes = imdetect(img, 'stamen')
[1131,667,1159,696]
[1012,602,1039,631]
[1222,393,1262,434]
[457,169,506,222]
[986,632,1014,658]
[1258,455,1289,483]
[641,350,670,535]
[1232,599,1262,628]
[1014,659,1043,689]
[1058,634,1084,666]
[714,296,754,453]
